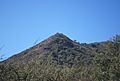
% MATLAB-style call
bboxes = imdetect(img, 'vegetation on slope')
[0,33,120,81]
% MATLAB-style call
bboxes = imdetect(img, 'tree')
[112,35,120,44]
[93,35,120,81]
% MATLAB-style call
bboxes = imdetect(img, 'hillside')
[0,33,120,81]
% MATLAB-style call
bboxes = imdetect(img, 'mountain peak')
[43,33,72,44]
[54,32,66,37]
[50,33,69,39]
[35,33,74,50]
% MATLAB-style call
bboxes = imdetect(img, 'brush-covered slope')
[0,33,119,81]
[2,33,97,66]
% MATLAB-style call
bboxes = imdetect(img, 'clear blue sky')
[0,0,120,60]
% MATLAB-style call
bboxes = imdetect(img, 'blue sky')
[0,0,120,60]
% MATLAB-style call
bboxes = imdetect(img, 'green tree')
[93,35,120,81]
